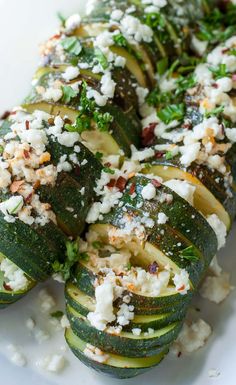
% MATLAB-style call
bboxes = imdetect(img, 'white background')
[0,1,236,385]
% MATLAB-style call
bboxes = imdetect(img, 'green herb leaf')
[113,33,128,48]
[208,64,229,79]
[165,151,173,160]
[175,74,196,96]
[52,240,89,281]
[51,311,64,319]
[156,57,169,76]
[205,105,225,118]
[180,246,199,262]
[94,48,109,70]
[57,12,66,26]
[93,111,113,132]
[61,37,82,56]
[95,152,103,160]
[157,103,185,124]
[227,48,236,56]
[0,145,4,155]
[61,85,78,104]
[126,262,132,271]
[103,167,115,175]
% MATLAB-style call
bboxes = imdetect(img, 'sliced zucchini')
[65,328,168,379]
[67,305,182,356]
[65,282,187,332]
[143,159,236,230]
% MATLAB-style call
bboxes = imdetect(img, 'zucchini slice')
[143,160,236,230]
[65,282,187,332]
[67,305,182,356]
[65,328,168,379]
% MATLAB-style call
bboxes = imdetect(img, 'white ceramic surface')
[0,1,236,385]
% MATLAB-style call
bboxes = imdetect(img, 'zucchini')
[0,211,66,282]
[67,305,182,356]
[65,328,168,379]
[144,156,236,231]
[65,282,187,331]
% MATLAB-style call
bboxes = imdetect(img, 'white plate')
[0,1,236,384]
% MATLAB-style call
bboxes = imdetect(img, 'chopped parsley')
[0,145,3,155]
[165,151,174,160]
[180,246,199,262]
[65,82,113,133]
[61,85,78,104]
[95,151,103,160]
[94,48,109,70]
[52,240,89,281]
[146,89,173,107]
[157,103,185,124]
[93,111,113,131]
[175,74,196,96]
[227,48,236,56]
[113,33,127,48]
[61,36,82,56]
[205,105,224,118]
[57,12,66,27]
[103,167,115,175]
[51,311,64,319]
[126,262,132,271]
[208,64,229,80]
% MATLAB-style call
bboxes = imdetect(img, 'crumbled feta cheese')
[101,72,116,99]
[37,354,66,372]
[84,344,109,363]
[171,319,212,354]
[38,289,56,313]
[132,328,142,336]
[62,66,80,81]
[61,315,70,329]
[110,9,124,21]
[207,214,227,250]
[141,183,156,200]
[157,212,168,224]
[44,88,63,102]
[7,344,27,367]
[164,180,196,205]
[87,281,116,331]
[25,318,35,331]
[200,272,232,304]
[0,258,28,291]
[208,368,220,378]
[120,15,153,43]
[191,35,208,56]
[173,269,190,295]
[65,14,81,32]
[57,131,80,147]
[116,303,134,326]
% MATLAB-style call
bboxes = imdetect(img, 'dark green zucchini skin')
[101,176,217,284]
[39,137,102,237]
[0,212,66,282]
[67,305,181,357]
[65,328,168,379]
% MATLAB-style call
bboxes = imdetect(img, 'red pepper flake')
[49,33,62,41]
[178,285,185,292]
[142,123,157,147]
[232,74,236,81]
[33,180,41,190]
[64,118,72,125]
[25,192,33,203]
[155,151,164,159]
[177,351,182,358]
[23,149,30,159]
[25,120,30,130]
[183,122,192,130]
[151,179,161,188]
[222,48,229,54]
[10,111,17,115]
[212,83,218,89]
[3,282,12,291]
[0,110,11,120]
[104,162,111,168]
[116,176,127,192]
[107,179,116,189]
[74,165,80,176]
[129,182,136,195]
[148,261,159,274]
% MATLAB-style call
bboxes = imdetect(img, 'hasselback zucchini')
[2,0,236,380]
